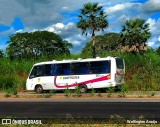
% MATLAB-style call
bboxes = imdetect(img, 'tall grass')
[0,54,81,92]
[100,50,160,91]
[0,51,159,92]
[0,58,33,91]
[0,74,21,94]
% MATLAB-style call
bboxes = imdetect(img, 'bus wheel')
[79,85,87,93]
[35,85,43,94]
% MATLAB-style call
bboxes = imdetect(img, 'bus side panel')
[40,76,54,90]
[26,77,38,90]
[53,74,112,89]
[87,80,112,89]
[110,58,117,86]
[26,76,55,90]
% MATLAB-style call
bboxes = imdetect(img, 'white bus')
[26,57,125,93]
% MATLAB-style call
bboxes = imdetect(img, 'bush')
[5,87,18,95]
[0,59,16,75]
[64,87,71,97]
[90,87,95,96]
[74,86,81,97]
[0,75,21,91]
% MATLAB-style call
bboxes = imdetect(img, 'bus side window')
[53,64,58,75]
[64,69,70,75]
[53,63,71,75]
[36,66,44,77]
[44,64,54,76]
[64,64,71,75]
[50,65,55,75]
[71,62,89,75]
[90,61,111,74]
[90,61,100,74]
[44,64,49,76]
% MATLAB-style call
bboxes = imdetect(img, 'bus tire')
[79,85,87,93]
[35,85,43,94]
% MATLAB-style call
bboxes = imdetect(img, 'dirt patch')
[0,93,160,99]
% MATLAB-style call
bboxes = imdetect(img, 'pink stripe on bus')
[54,74,111,88]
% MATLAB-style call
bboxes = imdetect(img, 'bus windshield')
[29,64,54,79]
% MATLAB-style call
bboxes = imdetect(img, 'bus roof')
[34,56,118,66]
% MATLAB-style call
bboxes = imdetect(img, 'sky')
[0,0,160,53]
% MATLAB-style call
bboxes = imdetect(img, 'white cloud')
[65,22,75,29]
[46,23,65,34]
[62,6,69,10]
[158,36,160,42]
[106,3,134,14]
[147,41,155,47]
[143,0,160,13]
[146,18,156,32]
[55,23,64,29]
[146,18,160,37]
[16,29,23,33]
[66,39,81,46]
[45,22,76,35]
[44,22,91,53]
[146,18,160,48]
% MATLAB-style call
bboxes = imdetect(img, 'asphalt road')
[0,102,159,119]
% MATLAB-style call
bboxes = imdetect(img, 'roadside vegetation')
[1,116,160,127]
[1,49,160,93]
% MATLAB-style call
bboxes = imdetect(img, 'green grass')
[0,50,160,92]
[90,87,95,96]
[101,50,160,91]
[64,87,71,97]
[74,86,81,97]
[1,116,159,127]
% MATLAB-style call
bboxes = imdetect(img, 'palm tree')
[77,2,108,58]
[120,19,151,53]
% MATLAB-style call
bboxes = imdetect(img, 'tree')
[120,19,151,53]
[81,33,120,56]
[6,31,72,60]
[77,2,108,58]
[156,47,160,55]
[0,49,4,58]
